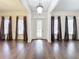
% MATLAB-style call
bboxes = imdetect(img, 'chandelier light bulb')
[37,6,43,14]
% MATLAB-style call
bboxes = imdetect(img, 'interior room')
[0,0,79,59]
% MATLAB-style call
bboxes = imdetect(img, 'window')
[54,17,58,39]
[4,17,9,34]
[18,17,24,34]
[37,20,43,38]
[68,16,73,34]
[54,17,58,34]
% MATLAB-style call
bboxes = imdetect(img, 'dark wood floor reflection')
[0,40,79,59]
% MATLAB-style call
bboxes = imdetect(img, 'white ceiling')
[54,0,79,11]
[0,0,79,12]
[27,0,52,12]
[0,0,25,12]
[21,0,79,13]
[20,0,59,13]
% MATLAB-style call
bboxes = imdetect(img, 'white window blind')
[68,16,73,34]
[18,17,24,34]
[54,17,58,34]
[4,17,9,34]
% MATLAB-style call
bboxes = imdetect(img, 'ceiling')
[20,0,59,13]
[0,0,79,13]
[26,0,52,12]
[54,0,79,11]
[21,0,79,13]
[0,0,25,12]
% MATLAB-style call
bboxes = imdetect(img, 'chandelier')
[37,0,43,14]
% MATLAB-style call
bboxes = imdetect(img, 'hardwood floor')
[0,40,79,59]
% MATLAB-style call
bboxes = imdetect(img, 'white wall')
[0,11,29,40]
[51,11,79,40]
[30,11,79,42]
[1,11,79,42]
[0,11,33,42]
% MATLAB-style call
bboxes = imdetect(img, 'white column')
[27,12,32,42]
[47,13,51,43]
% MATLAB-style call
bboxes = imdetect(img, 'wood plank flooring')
[0,40,79,59]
